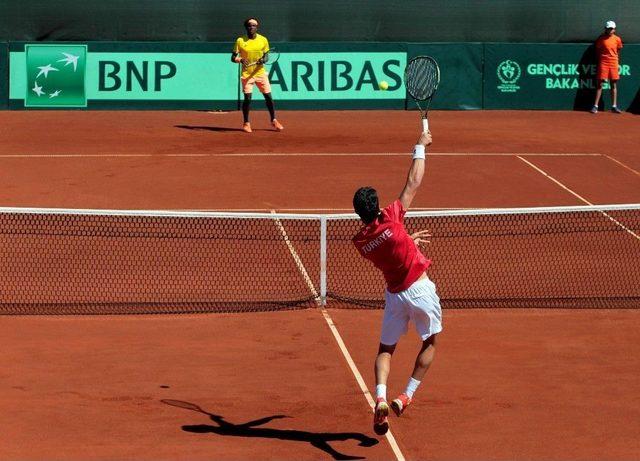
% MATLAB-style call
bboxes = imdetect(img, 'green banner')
[407,43,482,110]
[10,43,239,109]
[257,42,406,109]
[0,42,7,109]
[267,53,405,101]
[6,41,639,111]
[484,43,640,110]
[9,42,410,109]
[25,44,87,107]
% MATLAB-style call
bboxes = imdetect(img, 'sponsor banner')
[9,43,407,109]
[267,52,405,101]
[7,42,637,110]
[24,44,87,107]
[11,45,238,107]
[484,43,640,110]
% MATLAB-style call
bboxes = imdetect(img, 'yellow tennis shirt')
[233,34,270,78]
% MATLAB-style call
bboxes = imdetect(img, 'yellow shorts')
[241,74,271,94]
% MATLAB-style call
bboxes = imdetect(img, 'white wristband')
[412,145,425,160]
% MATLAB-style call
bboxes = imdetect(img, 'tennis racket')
[404,56,440,131]
[244,48,280,67]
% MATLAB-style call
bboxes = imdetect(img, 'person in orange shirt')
[591,20,623,114]
[231,18,284,133]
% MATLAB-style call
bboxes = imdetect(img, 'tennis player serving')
[231,17,284,133]
[352,129,441,436]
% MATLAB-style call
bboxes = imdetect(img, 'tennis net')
[1,204,638,314]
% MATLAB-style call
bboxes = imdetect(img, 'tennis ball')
[378,80,389,91]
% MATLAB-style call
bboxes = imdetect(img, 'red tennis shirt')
[352,199,431,293]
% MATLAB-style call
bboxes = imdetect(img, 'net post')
[320,215,327,306]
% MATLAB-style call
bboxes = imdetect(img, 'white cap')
[605,20,616,29]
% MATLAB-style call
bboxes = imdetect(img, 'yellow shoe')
[271,119,284,131]
[242,122,252,133]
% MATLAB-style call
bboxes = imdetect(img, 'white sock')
[404,377,421,398]
[376,384,387,400]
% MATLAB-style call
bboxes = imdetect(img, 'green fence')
[407,43,483,110]
[3,0,640,43]
[3,42,639,111]
[0,42,7,109]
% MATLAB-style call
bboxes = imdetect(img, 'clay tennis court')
[1,110,639,460]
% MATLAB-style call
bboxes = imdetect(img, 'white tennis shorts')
[380,276,443,346]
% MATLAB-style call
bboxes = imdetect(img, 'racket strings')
[405,58,439,100]
[264,50,279,64]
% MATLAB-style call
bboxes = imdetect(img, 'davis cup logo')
[25,44,87,107]
[497,59,521,93]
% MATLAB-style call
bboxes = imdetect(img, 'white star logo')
[49,90,61,98]
[32,82,45,97]
[57,52,80,71]
[36,64,59,79]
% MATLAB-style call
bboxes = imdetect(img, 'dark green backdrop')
[0,42,7,109]
[1,1,639,43]
[407,44,482,110]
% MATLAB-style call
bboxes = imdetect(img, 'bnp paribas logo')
[25,44,87,107]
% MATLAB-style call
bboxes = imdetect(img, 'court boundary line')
[0,152,602,158]
[271,210,406,461]
[517,156,640,241]
[270,210,321,304]
[603,154,640,177]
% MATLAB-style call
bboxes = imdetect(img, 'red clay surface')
[330,308,640,460]
[0,110,638,210]
[1,110,639,460]
[0,312,396,460]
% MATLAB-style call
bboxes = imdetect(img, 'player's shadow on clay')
[174,124,244,132]
[161,399,378,461]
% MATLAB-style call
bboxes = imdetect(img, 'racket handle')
[422,118,429,132]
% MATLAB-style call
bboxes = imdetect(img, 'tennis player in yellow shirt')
[231,18,284,133]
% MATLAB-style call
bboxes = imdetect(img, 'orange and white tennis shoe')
[271,119,284,131]
[242,122,252,133]
[391,393,412,417]
[373,397,389,435]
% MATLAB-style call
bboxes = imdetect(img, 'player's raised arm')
[399,131,432,210]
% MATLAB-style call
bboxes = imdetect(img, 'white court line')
[604,154,640,177]
[271,210,406,461]
[318,307,406,461]
[0,152,602,158]
[207,152,602,157]
[270,210,320,304]
[518,156,640,241]
[0,154,153,158]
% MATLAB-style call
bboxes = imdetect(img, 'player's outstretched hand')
[417,131,432,147]
[411,229,432,249]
